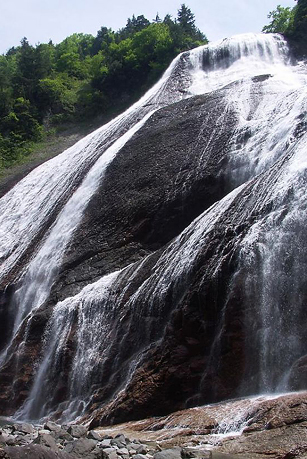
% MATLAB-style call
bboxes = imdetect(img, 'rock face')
[0,33,307,428]
[94,392,307,459]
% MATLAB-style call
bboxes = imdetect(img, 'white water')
[1,33,307,422]
[0,51,190,365]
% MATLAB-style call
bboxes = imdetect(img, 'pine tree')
[293,0,307,41]
[177,4,196,34]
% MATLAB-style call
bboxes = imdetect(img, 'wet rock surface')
[93,392,307,459]
[54,91,236,302]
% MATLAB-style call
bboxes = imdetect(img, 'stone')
[0,433,18,447]
[182,449,212,459]
[127,443,141,452]
[117,447,129,455]
[4,444,72,458]
[153,448,183,459]
[101,447,119,459]
[111,435,126,448]
[44,421,61,433]
[133,455,148,459]
[64,438,98,457]
[117,448,129,459]
[0,436,6,446]
[32,433,59,451]
[16,423,35,435]
[55,429,74,442]
[103,447,118,454]
[67,424,87,438]
[14,435,33,446]
[136,445,148,455]
[39,429,55,436]
[99,439,112,448]
[88,430,103,441]
[1,437,15,448]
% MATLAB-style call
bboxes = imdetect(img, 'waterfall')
[0,51,191,364]
[0,33,307,423]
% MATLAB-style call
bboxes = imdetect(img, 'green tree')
[91,27,113,55]
[177,4,196,34]
[293,0,307,41]
[262,5,295,33]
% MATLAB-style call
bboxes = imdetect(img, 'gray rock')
[4,444,72,458]
[153,448,183,459]
[2,436,15,447]
[55,429,74,442]
[99,439,112,448]
[67,424,87,438]
[102,448,119,459]
[32,433,59,451]
[65,438,97,455]
[103,447,118,454]
[0,434,15,447]
[0,449,9,459]
[38,429,55,436]
[16,423,35,435]
[88,430,103,441]
[111,435,126,449]
[0,435,7,445]
[44,421,61,433]
[117,447,129,459]
[133,454,148,459]
[14,434,33,446]
[128,443,141,451]
[115,435,126,442]
[136,445,148,455]
[182,448,212,459]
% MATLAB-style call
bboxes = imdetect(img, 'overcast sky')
[0,0,295,54]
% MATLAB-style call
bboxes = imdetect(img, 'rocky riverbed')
[1,392,306,459]
[0,421,212,459]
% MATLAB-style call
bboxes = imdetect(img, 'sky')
[0,0,295,54]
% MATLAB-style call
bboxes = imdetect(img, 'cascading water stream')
[0,50,192,365]
[0,32,307,424]
[16,184,244,422]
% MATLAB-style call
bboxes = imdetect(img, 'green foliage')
[292,0,307,42]
[262,1,307,54]
[262,5,295,33]
[0,5,208,171]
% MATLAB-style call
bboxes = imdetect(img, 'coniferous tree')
[177,4,196,34]
[293,0,307,41]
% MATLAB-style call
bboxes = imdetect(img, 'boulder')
[67,425,87,438]
[99,439,112,448]
[3,444,72,458]
[44,421,62,433]
[102,447,119,459]
[153,449,182,459]
[32,433,59,451]
[87,430,103,441]
[13,424,35,435]
[64,438,99,458]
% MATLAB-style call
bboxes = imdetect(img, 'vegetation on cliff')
[0,4,207,172]
[262,0,307,52]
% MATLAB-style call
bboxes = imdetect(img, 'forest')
[0,1,306,171]
[0,5,206,170]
